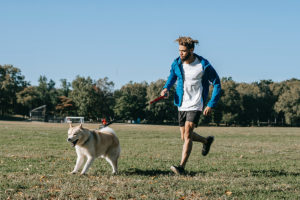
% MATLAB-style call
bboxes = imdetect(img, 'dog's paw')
[80,173,88,176]
[112,171,118,175]
[70,171,78,174]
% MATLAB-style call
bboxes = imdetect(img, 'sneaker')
[202,136,214,156]
[170,165,185,175]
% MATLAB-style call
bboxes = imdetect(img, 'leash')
[149,95,166,105]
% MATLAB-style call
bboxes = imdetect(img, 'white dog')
[67,124,120,175]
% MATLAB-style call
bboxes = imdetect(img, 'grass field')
[0,121,299,199]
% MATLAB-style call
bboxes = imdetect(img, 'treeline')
[1,64,300,126]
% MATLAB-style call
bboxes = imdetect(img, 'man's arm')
[204,65,221,115]
[160,88,169,97]
[161,63,177,95]
[203,106,212,116]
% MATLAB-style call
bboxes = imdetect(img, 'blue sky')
[1,0,299,89]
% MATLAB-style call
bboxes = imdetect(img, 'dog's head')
[67,123,84,147]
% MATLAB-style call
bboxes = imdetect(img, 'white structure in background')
[30,105,46,121]
[65,116,84,124]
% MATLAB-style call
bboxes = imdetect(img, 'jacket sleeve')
[163,63,177,90]
[206,65,221,108]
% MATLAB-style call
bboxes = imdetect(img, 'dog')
[67,123,120,175]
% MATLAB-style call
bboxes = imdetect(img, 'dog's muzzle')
[67,138,79,147]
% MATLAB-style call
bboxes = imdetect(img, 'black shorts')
[178,111,201,127]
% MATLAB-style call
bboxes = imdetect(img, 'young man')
[161,36,221,174]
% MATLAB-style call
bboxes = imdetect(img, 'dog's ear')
[69,123,73,128]
[79,123,83,129]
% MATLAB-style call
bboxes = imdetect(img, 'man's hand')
[160,88,169,98]
[203,106,212,116]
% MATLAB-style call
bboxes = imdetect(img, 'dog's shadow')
[250,169,300,177]
[122,168,204,176]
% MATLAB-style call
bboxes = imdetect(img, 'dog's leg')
[105,157,118,174]
[106,146,120,175]
[71,155,85,174]
[81,156,95,175]
[110,146,120,174]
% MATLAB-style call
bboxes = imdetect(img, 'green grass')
[0,121,299,199]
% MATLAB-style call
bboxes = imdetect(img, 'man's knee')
[185,121,194,128]
[184,128,193,140]
[185,121,194,132]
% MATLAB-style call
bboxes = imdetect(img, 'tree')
[71,76,98,120]
[256,80,277,123]
[16,86,41,116]
[55,96,76,117]
[58,79,71,97]
[218,78,241,125]
[0,65,28,116]
[236,83,260,125]
[94,77,115,120]
[274,79,300,125]
[114,81,148,121]
[270,80,294,125]
[36,76,59,118]
[145,79,177,123]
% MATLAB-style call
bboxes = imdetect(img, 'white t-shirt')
[178,57,204,111]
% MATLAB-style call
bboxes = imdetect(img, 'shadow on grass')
[123,168,203,176]
[250,169,300,177]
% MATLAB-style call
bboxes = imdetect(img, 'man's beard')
[181,52,191,62]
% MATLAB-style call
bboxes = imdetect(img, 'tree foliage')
[218,78,241,125]
[114,81,148,121]
[145,79,177,123]
[94,77,115,120]
[0,65,28,116]
[71,76,98,119]
[274,80,300,125]
[58,79,71,97]
[55,96,76,117]
[16,86,41,115]
[36,76,59,117]
[70,76,115,120]
[1,64,300,126]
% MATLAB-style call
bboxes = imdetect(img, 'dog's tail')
[100,126,116,136]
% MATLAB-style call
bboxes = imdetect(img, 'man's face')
[179,45,193,61]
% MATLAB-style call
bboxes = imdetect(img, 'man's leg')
[192,132,207,143]
[187,110,214,156]
[182,126,209,151]
[170,116,187,174]
[182,128,208,143]
[179,121,194,168]
[172,111,213,174]
[180,126,185,140]
[192,131,214,156]
[171,122,193,174]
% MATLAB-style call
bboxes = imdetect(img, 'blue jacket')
[163,54,221,108]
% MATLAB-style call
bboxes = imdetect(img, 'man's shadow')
[123,168,205,176]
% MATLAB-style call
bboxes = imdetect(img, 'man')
[161,36,221,174]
